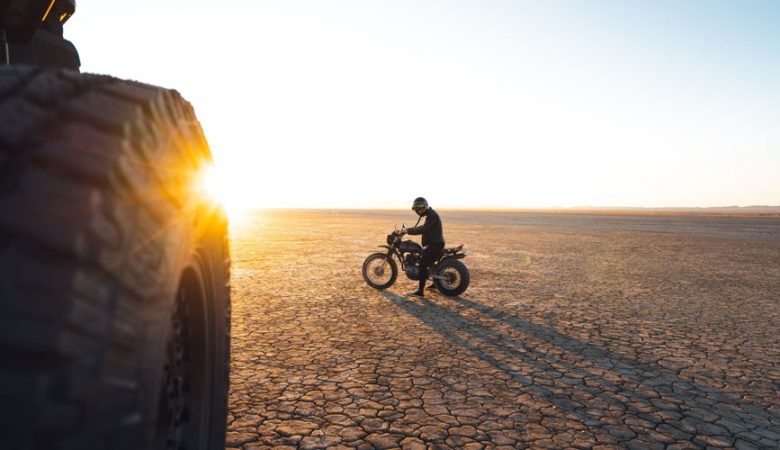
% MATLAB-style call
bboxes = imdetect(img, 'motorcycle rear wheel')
[433,258,470,297]
[362,252,397,290]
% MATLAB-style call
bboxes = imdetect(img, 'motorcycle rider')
[402,197,445,297]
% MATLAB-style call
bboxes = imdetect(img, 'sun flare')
[198,165,254,219]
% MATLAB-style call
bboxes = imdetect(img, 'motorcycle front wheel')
[362,252,398,290]
[434,258,470,297]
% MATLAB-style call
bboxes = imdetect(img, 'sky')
[67,1,780,210]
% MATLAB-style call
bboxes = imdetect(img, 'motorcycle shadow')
[380,291,774,444]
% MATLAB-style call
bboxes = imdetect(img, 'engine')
[405,252,419,266]
[404,253,420,280]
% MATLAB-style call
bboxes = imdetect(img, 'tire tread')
[0,66,228,449]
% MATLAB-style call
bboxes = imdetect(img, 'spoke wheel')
[362,253,398,290]
[433,258,470,297]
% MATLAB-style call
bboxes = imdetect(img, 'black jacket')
[407,208,444,247]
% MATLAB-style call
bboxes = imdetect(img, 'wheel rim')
[438,266,461,290]
[366,256,392,286]
[156,269,211,450]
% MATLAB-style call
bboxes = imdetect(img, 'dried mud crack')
[226,210,780,449]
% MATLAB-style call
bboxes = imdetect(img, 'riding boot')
[409,269,426,297]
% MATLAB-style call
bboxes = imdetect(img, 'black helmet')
[412,197,429,216]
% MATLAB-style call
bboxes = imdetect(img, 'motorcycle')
[362,224,470,297]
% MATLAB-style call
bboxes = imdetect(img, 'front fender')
[378,245,392,251]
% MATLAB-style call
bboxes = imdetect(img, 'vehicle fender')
[438,255,466,264]
[378,245,393,251]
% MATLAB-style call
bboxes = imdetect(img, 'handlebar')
[392,223,409,236]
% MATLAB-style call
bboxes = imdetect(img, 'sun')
[197,164,254,219]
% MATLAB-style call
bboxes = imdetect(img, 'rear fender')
[438,255,465,266]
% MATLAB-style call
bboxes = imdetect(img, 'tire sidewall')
[184,214,230,448]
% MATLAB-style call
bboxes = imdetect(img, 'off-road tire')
[433,258,470,297]
[0,66,230,450]
[362,252,398,290]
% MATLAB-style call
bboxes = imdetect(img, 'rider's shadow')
[382,291,773,443]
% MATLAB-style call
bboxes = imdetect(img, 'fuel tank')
[398,240,422,253]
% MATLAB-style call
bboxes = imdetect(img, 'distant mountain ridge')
[568,205,780,213]
[432,205,780,217]
[508,206,780,217]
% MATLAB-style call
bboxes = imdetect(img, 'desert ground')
[225,210,780,450]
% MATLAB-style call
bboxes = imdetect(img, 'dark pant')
[418,242,445,292]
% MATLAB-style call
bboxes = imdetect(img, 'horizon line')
[234,205,780,213]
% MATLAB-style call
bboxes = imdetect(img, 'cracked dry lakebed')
[225,210,780,450]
